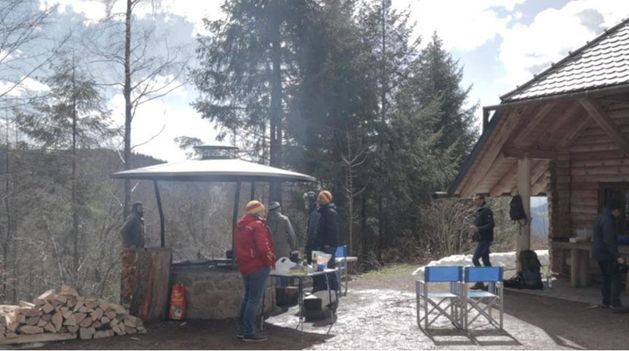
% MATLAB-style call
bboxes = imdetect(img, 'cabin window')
[599,184,629,235]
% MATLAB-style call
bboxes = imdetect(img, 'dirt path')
[19,264,629,350]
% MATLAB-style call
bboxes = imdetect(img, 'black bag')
[510,195,528,224]
[518,250,543,289]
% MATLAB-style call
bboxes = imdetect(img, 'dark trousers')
[473,240,492,267]
[598,260,621,307]
[239,267,270,337]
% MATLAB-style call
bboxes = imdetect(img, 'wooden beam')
[517,156,531,251]
[503,146,557,160]
[558,114,591,149]
[508,159,548,194]
[539,103,583,147]
[489,161,517,197]
[512,103,556,146]
[459,106,532,196]
[579,97,629,155]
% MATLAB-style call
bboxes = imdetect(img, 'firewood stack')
[0,285,146,345]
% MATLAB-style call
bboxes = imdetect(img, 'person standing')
[592,200,626,312]
[469,193,494,290]
[304,191,320,264]
[235,200,276,342]
[121,202,145,249]
[266,201,297,259]
[314,190,339,291]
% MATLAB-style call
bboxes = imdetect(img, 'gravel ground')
[16,264,629,350]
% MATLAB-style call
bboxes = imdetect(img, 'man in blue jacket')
[592,199,626,312]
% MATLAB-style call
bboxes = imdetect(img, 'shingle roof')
[501,18,629,102]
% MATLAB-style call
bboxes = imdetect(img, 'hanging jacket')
[235,214,276,275]
[266,210,297,258]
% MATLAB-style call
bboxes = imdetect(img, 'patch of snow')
[411,250,549,279]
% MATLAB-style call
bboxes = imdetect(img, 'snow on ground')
[411,250,549,279]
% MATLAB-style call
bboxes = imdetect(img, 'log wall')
[550,98,629,278]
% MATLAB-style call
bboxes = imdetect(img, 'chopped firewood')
[104,311,116,320]
[18,325,43,335]
[94,330,114,339]
[91,308,104,320]
[40,313,51,322]
[125,326,137,335]
[59,285,79,297]
[73,313,87,325]
[67,325,79,333]
[25,316,39,326]
[92,321,102,329]
[62,310,73,320]
[18,301,35,309]
[53,295,67,305]
[79,327,94,340]
[123,317,137,328]
[36,318,48,327]
[63,315,77,326]
[101,317,110,324]
[42,303,55,314]
[79,317,93,328]
[43,323,56,333]
[37,290,56,301]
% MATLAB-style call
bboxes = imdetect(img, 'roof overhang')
[111,158,317,183]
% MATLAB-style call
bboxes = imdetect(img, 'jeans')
[239,267,270,337]
[473,240,492,267]
[598,260,621,307]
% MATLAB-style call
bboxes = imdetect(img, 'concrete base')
[171,265,272,319]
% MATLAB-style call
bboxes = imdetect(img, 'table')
[261,268,339,335]
[553,241,629,290]
[336,256,358,296]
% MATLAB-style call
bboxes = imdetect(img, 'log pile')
[0,285,146,345]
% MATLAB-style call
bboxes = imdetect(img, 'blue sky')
[17,1,629,161]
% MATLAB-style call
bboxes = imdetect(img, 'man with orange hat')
[235,200,276,342]
[313,190,339,291]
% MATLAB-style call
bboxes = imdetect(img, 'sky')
[24,0,629,162]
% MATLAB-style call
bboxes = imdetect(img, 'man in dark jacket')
[235,200,276,342]
[469,193,494,290]
[313,190,339,291]
[592,200,626,312]
[121,202,145,249]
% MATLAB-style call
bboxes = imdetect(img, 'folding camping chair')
[335,245,349,296]
[416,266,463,330]
[462,266,503,330]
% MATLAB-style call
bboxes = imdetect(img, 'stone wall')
[171,265,273,319]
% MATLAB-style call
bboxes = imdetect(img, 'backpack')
[510,194,528,225]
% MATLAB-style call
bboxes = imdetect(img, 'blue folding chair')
[335,245,349,296]
[462,266,504,330]
[416,266,463,329]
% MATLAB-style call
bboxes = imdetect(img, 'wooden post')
[517,155,531,252]
[231,181,242,268]
[250,181,256,200]
[153,180,165,248]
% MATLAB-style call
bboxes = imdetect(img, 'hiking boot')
[470,283,487,290]
[610,305,628,313]
[242,334,267,342]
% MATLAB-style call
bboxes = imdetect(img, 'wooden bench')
[553,241,629,292]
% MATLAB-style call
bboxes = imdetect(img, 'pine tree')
[411,32,478,174]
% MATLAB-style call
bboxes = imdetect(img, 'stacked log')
[0,285,146,345]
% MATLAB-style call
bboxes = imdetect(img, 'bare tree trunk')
[123,0,133,219]
[71,56,80,276]
[376,0,389,263]
[269,13,282,202]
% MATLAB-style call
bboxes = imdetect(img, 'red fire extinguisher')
[169,282,186,320]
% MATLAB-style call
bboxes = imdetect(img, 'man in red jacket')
[235,200,276,342]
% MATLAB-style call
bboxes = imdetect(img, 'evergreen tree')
[18,56,116,285]
[410,32,478,175]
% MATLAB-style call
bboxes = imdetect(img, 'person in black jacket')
[469,193,494,290]
[312,190,339,291]
[592,200,626,312]
[304,191,320,264]
[121,202,145,249]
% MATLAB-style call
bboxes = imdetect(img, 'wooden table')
[553,241,629,290]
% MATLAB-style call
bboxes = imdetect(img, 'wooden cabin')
[449,18,629,288]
